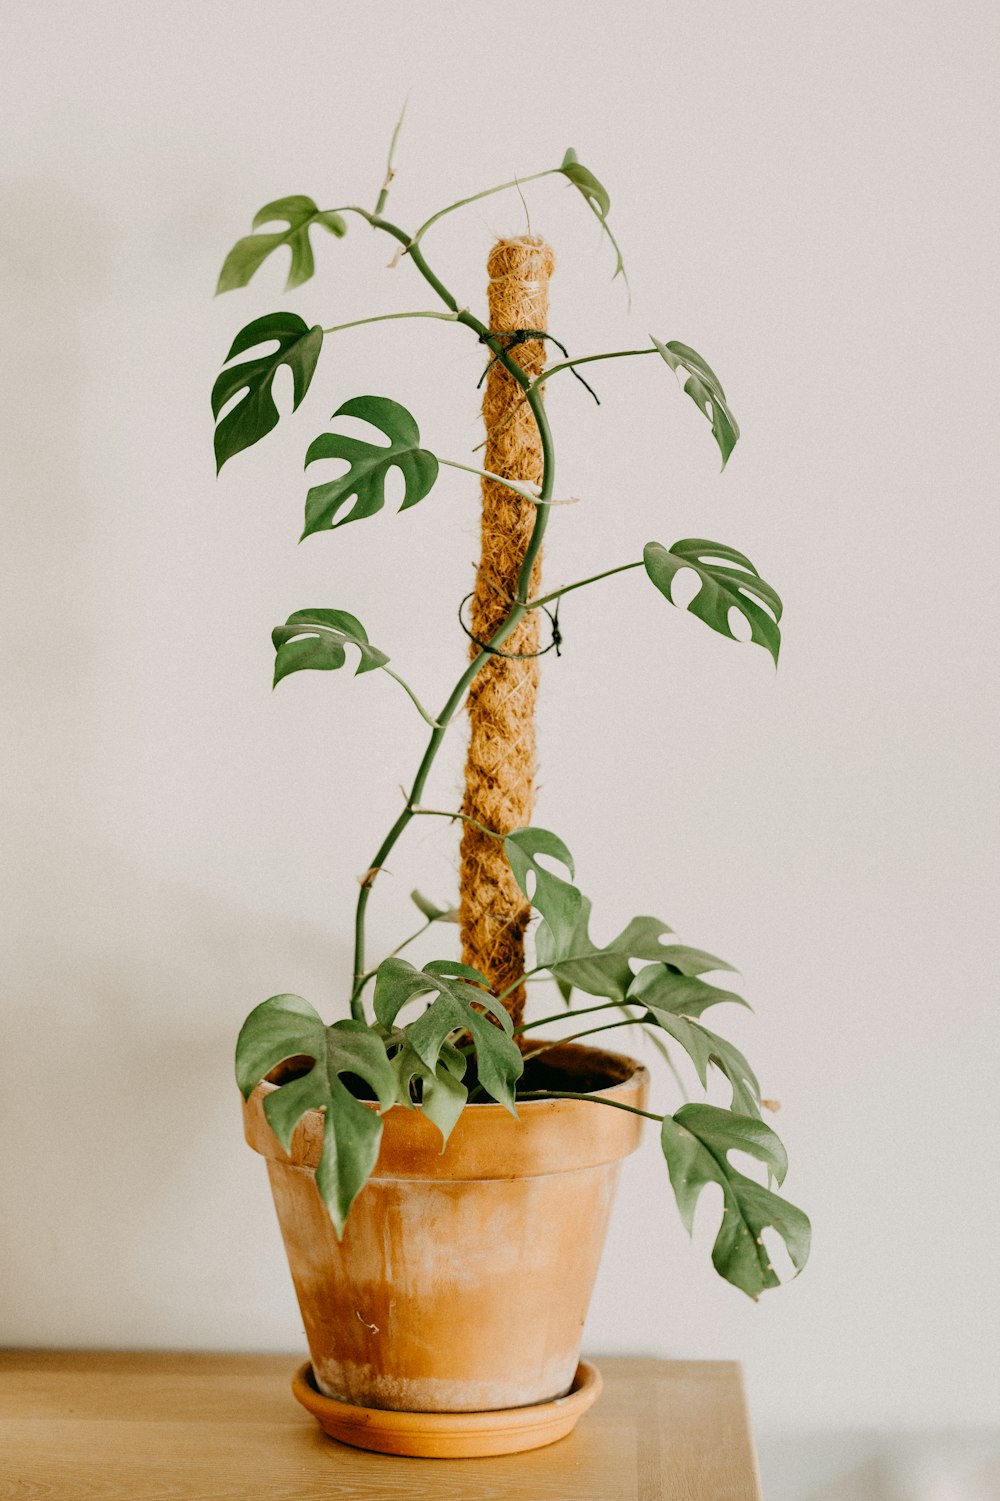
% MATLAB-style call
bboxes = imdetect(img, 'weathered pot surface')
[243,1040,648,1423]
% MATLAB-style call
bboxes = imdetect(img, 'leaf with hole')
[644,539,783,665]
[535,897,676,1001]
[390,1034,468,1144]
[642,1008,761,1117]
[212,312,323,472]
[303,396,439,536]
[504,827,583,956]
[216,195,347,294]
[651,337,739,469]
[373,959,523,1113]
[235,994,398,1236]
[661,1103,811,1298]
[271,608,389,687]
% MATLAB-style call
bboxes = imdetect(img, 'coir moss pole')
[459,237,555,1029]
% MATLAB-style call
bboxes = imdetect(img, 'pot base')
[291,1359,602,1458]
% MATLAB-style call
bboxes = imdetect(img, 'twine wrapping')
[459,237,555,1030]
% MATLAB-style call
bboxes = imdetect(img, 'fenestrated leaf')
[303,395,439,536]
[651,336,740,469]
[217,195,347,294]
[390,1034,467,1145]
[559,148,627,286]
[271,608,389,687]
[504,827,583,956]
[235,994,398,1236]
[628,963,751,1019]
[641,1008,761,1117]
[661,1103,811,1298]
[535,896,675,1001]
[644,539,783,666]
[410,890,460,924]
[212,312,323,472]
[373,958,523,1113]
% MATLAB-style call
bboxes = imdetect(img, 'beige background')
[2,0,997,1438]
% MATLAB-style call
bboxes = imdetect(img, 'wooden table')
[0,1351,762,1500]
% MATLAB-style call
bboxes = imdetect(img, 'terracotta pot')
[243,1040,648,1417]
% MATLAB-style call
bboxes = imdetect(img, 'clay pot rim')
[244,1039,651,1179]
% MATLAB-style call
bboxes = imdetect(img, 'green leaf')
[651,336,740,469]
[271,608,389,687]
[390,1035,467,1145]
[212,312,323,472]
[559,148,628,287]
[558,148,611,218]
[374,958,523,1114]
[643,539,783,666]
[216,195,347,294]
[642,1009,761,1117]
[235,995,397,1236]
[503,827,583,956]
[661,1103,811,1298]
[303,396,439,535]
[535,897,675,1001]
[628,964,751,1019]
[410,890,460,924]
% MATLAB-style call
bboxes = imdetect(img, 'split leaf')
[504,827,583,956]
[651,337,739,469]
[217,195,347,294]
[212,312,323,471]
[535,897,676,1001]
[644,539,783,665]
[235,994,397,1236]
[374,959,523,1114]
[271,608,389,687]
[661,1103,811,1298]
[303,396,439,536]
[390,1034,468,1145]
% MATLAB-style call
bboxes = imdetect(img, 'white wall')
[3,0,996,1435]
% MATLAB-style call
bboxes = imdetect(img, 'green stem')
[495,965,547,1003]
[531,346,658,388]
[410,168,557,246]
[373,100,407,217]
[438,458,543,508]
[514,1090,662,1123]
[525,560,643,611]
[322,310,459,336]
[410,807,504,840]
[514,998,638,1035]
[520,1017,639,1063]
[347,215,555,1018]
[381,668,444,728]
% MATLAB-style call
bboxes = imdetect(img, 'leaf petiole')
[321,310,461,336]
[524,560,643,611]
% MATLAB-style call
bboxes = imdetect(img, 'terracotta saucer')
[291,1359,603,1458]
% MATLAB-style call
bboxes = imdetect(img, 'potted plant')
[214,118,810,1459]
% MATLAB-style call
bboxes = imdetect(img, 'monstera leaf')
[641,1006,761,1116]
[559,148,626,284]
[661,1103,811,1298]
[235,994,397,1236]
[390,1033,468,1145]
[627,962,750,1019]
[651,337,740,469]
[271,608,389,687]
[212,312,323,471]
[217,196,347,294]
[503,827,583,955]
[535,898,675,1000]
[303,396,439,536]
[374,959,523,1112]
[644,539,783,665]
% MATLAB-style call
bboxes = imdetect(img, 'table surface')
[0,1350,762,1500]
